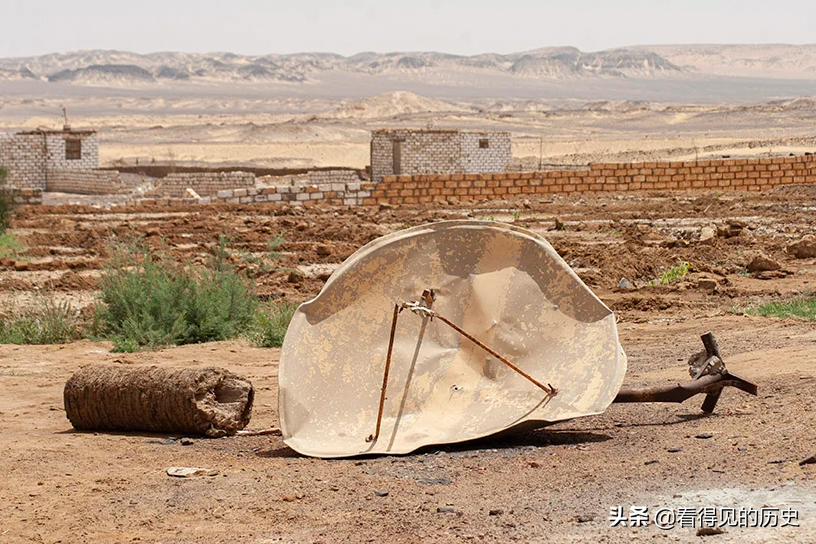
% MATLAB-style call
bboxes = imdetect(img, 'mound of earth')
[324,91,467,120]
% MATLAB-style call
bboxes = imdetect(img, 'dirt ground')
[2,187,816,543]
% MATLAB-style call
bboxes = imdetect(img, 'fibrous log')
[64,365,254,436]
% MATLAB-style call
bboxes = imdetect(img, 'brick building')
[0,128,100,189]
[370,129,511,182]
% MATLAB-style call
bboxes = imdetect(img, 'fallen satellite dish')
[279,220,626,457]
[279,220,756,458]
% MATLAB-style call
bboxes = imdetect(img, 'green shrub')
[249,299,299,348]
[0,232,23,259]
[96,238,257,351]
[744,295,816,321]
[216,233,285,278]
[0,166,13,234]
[0,166,27,259]
[0,296,83,344]
[650,261,690,286]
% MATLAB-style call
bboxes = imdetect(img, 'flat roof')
[16,129,97,136]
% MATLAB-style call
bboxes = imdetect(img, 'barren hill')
[324,92,467,120]
[634,44,816,79]
[0,47,692,86]
[2,45,815,88]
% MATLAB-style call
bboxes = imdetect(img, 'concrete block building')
[0,128,99,189]
[370,129,512,182]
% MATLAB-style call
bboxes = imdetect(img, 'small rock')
[799,454,816,466]
[736,228,754,240]
[699,225,717,245]
[315,244,332,257]
[695,433,714,439]
[148,438,177,446]
[527,461,541,468]
[576,515,594,523]
[419,477,453,485]
[787,235,816,259]
[617,278,635,290]
[747,255,781,273]
[180,437,194,446]
[644,460,659,465]
[166,467,218,478]
[522,199,532,210]
[697,278,718,292]
[738,446,747,452]
[287,270,305,284]
[374,490,389,497]
[717,221,745,238]
[697,527,726,537]
[768,459,787,464]
[755,270,789,280]
[437,507,456,514]
[489,509,504,516]
[668,447,683,453]
[660,237,686,248]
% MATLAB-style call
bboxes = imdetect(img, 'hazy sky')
[1,0,814,58]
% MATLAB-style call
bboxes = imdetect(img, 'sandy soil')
[2,187,816,543]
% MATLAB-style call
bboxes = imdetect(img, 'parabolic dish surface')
[279,221,627,457]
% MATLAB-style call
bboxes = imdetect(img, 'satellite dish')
[279,220,627,458]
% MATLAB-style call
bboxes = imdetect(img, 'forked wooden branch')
[613,332,757,412]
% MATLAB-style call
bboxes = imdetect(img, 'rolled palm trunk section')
[64,365,254,436]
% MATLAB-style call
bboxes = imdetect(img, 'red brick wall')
[363,154,816,206]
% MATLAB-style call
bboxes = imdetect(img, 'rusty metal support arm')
[400,291,556,395]
[431,312,557,395]
[366,304,401,444]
